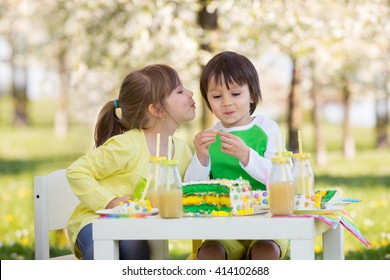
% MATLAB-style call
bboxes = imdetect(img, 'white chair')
[34,169,169,260]
[34,169,79,260]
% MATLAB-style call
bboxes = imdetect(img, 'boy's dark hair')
[200,51,261,114]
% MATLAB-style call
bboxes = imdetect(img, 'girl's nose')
[186,88,193,97]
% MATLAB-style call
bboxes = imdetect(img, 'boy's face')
[207,76,253,128]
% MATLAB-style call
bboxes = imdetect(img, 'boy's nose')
[223,97,232,107]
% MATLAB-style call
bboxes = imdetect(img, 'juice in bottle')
[158,189,182,218]
[292,153,314,201]
[269,157,294,216]
[158,159,182,218]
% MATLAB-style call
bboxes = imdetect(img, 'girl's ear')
[148,104,164,118]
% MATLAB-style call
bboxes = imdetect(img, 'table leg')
[290,240,315,260]
[94,240,119,260]
[323,224,344,260]
[148,240,169,260]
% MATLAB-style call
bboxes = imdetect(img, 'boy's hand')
[217,131,250,166]
[193,130,217,166]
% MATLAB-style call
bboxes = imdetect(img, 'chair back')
[34,169,79,259]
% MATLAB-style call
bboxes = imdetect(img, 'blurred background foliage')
[0,0,389,259]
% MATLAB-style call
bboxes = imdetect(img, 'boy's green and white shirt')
[184,115,282,190]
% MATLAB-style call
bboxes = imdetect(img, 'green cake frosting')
[182,183,230,196]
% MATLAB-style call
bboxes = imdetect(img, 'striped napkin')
[273,210,371,247]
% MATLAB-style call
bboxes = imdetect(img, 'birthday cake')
[294,189,343,210]
[252,190,269,208]
[112,199,152,213]
[182,179,268,216]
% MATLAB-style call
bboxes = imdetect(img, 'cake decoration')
[182,178,268,216]
[293,188,353,210]
[112,199,152,214]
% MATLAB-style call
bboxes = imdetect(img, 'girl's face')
[207,76,253,128]
[164,84,196,125]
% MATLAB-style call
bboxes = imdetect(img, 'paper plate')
[327,198,361,207]
[96,208,158,218]
[293,207,344,214]
[183,208,269,217]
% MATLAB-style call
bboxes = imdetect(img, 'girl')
[184,51,289,260]
[67,64,196,259]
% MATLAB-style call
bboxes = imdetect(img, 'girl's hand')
[105,195,132,209]
[193,130,217,166]
[217,131,250,166]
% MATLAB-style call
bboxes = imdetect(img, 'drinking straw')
[141,173,153,200]
[167,135,173,189]
[265,169,270,193]
[275,134,286,180]
[282,128,287,151]
[298,130,303,154]
[156,133,160,157]
[275,134,281,155]
[167,135,172,160]
[154,133,160,191]
[297,130,306,195]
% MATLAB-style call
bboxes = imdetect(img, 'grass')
[1,96,390,259]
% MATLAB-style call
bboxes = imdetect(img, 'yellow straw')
[153,161,159,191]
[282,128,287,151]
[275,134,281,156]
[154,133,161,191]
[297,130,306,195]
[298,130,303,154]
[156,133,160,157]
[275,134,286,181]
[141,173,153,200]
[167,135,172,160]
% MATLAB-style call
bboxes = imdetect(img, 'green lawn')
[0,97,389,259]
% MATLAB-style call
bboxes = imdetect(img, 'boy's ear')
[148,104,164,118]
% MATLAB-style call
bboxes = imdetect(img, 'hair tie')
[113,99,119,109]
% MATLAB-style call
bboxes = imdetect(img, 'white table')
[92,213,344,260]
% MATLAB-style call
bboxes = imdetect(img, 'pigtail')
[94,100,125,147]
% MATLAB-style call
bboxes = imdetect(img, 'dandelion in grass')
[5,214,14,222]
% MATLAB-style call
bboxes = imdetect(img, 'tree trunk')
[342,76,355,160]
[198,0,218,130]
[11,64,29,127]
[375,75,389,149]
[8,35,28,128]
[310,62,327,167]
[55,52,68,138]
[287,59,303,152]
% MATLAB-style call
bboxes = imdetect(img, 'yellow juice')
[270,181,294,216]
[158,189,182,218]
[147,189,159,209]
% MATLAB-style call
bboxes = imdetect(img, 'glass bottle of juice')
[145,156,166,209]
[269,157,294,216]
[282,151,293,171]
[277,151,293,171]
[158,159,182,219]
[292,153,314,200]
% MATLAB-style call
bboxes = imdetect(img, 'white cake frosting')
[112,199,152,213]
